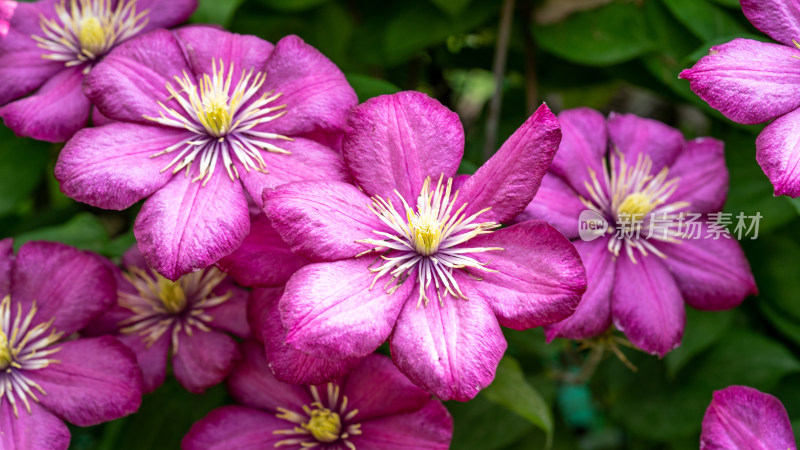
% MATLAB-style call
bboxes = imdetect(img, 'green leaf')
[689,330,800,391]
[345,74,401,102]
[705,0,742,8]
[665,309,734,377]
[533,2,655,66]
[661,0,747,41]
[447,395,533,450]
[428,0,472,16]
[483,356,553,442]
[190,0,246,27]
[13,213,109,253]
[0,126,50,216]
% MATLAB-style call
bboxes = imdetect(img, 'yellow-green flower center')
[302,407,342,443]
[0,330,12,371]
[617,192,654,219]
[77,16,107,55]
[156,275,188,314]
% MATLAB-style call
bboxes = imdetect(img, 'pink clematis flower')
[182,343,453,450]
[259,91,587,401]
[701,385,797,449]
[0,0,197,142]
[85,246,249,393]
[54,26,357,280]
[0,239,143,450]
[679,0,800,197]
[522,108,757,356]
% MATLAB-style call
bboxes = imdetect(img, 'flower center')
[581,152,690,262]
[0,295,63,417]
[302,407,342,443]
[118,267,232,351]
[156,275,187,314]
[0,330,11,371]
[274,383,362,449]
[357,176,502,306]
[617,192,654,219]
[143,60,292,185]
[33,0,149,69]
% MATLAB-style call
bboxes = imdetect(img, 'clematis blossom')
[85,246,249,393]
[700,385,797,449]
[522,108,757,356]
[260,91,587,401]
[0,0,197,142]
[0,239,143,450]
[182,343,453,450]
[680,0,800,197]
[54,26,357,280]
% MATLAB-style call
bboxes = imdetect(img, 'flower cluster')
[0,0,782,448]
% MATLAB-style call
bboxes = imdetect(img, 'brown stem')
[482,0,516,161]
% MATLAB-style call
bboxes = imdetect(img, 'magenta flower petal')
[251,288,360,385]
[175,26,274,80]
[756,106,800,196]
[548,107,609,197]
[260,34,357,137]
[0,238,11,297]
[461,220,586,330]
[656,221,757,311]
[56,123,190,210]
[350,400,453,450]
[679,39,800,125]
[28,336,143,427]
[182,405,287,450]
[342,91,464,200]
[263,181,378,262]
[134,173,250,280]
[668,137,729,214]
[216,214,309,287]
[0,400,70,450]
[171,329,241,394]
[204,286,250,338]
[282,258,416,360]
[701,385,797,450]
[342,354,431,421]
[84,29,190,124]
[607,112,683,173]
[740,0,800,46]
[117,332,169,394]
[612,254,685,357]
[515,173,583,239]
[10,241,115,335]
[137,0,196,31]
[0,30,61,105]
[0,66,89,142]
[390,287,506,401]
[238,137,348,208]
[458,103,561,223]
[545,237,615,341]
[227,341,313,411]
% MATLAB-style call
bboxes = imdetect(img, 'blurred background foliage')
[4,0,800,448]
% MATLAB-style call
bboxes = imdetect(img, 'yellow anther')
[78,16,107,55]
[618,192,654,218]
[302,408,342,443]
[156,275,187,314]
[0,330,12,370]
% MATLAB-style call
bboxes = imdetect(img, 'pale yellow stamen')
[302,407,342,443]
